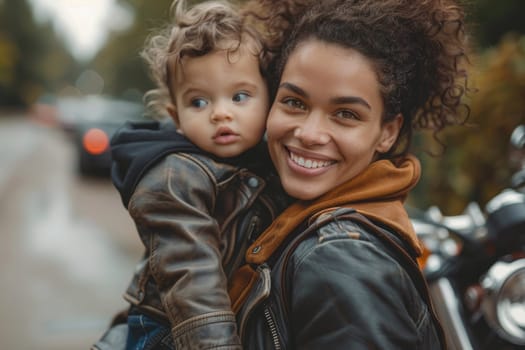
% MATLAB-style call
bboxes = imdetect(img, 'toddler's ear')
[167,103,179,125]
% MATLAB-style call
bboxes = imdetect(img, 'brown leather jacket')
[122,150,287,348]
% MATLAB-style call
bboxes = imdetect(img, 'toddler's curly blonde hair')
[141,0,267,120]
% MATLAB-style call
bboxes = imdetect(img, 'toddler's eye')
[233,92,250,103]
[191,98,208,108]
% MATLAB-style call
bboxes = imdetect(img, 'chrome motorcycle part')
[485,189,525,242]
[481,259,525,345]
[429,278,475,350]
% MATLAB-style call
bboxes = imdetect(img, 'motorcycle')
[411,125,525,349]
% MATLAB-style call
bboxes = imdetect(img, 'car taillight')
[82,128,110,155]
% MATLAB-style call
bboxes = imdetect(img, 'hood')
[246,155,423,264]
[110,120,202,208]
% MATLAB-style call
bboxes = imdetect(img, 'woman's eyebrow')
[331,96,371,110]
[278,82,308,98]
[279,82,371,110]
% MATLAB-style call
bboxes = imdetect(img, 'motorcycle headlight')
[481,259,525,345]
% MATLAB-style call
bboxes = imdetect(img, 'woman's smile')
[287,145,336,171]
[289,152,334,169]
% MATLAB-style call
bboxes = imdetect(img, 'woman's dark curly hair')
[242,0,472,158]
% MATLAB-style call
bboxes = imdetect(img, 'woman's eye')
[282,97,306,110]
[335,109,359,121]
[190,98,208,108]
[233,92,250,103]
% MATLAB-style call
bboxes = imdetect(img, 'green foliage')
[409,34,525,214]
[0,32,17,87]
[90,0,174,99]
[0,0,79,107]
[464,0,525,49]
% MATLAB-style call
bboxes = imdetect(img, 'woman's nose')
[210,101,233,123]
[293,113,330,145]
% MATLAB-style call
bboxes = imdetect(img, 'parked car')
[56,95,146,176]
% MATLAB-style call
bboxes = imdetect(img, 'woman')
[229,0,471,348]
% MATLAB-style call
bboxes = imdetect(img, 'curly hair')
[141,0,267,119]
[243,0,472,158]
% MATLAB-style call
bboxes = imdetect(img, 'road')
[0,115,142,350]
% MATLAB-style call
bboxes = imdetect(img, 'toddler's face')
[169,40,269,158]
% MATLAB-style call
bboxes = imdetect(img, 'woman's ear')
[376,113,403,153]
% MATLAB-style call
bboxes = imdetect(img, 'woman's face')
[266,39,402,200]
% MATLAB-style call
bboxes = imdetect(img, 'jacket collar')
[246,155,422,264]
[111,120,272,208]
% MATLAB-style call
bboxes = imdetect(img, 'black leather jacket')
[237,209,445,349]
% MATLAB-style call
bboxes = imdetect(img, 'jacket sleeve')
[128,153,241,349]
[288,237,427,350]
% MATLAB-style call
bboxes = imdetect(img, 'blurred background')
[0,0,524,348]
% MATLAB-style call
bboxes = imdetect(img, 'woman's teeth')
[290,152,333,169]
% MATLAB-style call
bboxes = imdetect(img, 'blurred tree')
[90,0,173,100]
[464,0,525,49]
[0,0,79,108]
[409,34,525,214]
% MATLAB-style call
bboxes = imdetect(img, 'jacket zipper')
[264,304,282,350]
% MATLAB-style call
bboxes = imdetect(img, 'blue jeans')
[126,312,172,350]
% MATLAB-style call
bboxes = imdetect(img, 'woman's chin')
[281,181,322,201]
